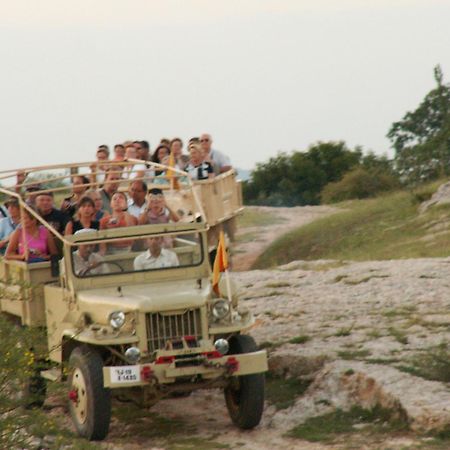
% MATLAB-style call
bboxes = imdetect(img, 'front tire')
[224,335,265,429]
[68,346,111,440]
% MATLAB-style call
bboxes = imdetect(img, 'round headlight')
[212,300,230,320]
[214,338,229,355]
[125,346,141,363]
[109,311,126,329]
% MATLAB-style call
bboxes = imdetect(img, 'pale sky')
[1,0,449,171]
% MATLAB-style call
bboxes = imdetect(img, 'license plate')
[109,365,141,384]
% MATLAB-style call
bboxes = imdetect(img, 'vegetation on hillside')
[253,181,450,268]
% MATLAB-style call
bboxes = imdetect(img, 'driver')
[72,229,108,276]
[133,236,179,271]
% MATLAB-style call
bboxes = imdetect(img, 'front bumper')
[102,350,268,389]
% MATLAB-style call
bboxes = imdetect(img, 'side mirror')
[50,255,60,277]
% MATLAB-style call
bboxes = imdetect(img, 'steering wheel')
[80,260,125,276]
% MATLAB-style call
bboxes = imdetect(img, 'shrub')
[321,167,400,204]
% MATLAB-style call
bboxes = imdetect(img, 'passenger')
[5,208,58,263]
[72,229,107,276]
[36,192,69,235]
[99,169,121,214]
[90,145,110,186]
[133,236,179,270]
[170,138,189,170]
[185,143,214,180]
[64,196,100,235]
[61,175,90,217]
[127,181,148,219]
[138,188,179,225]
[113,144,126,161]
[159,138,171,147]
[135,140,150,161]
[153,155,171,185]
[124,145,148,180]
[24,185,42,207]
[152,144,170,176]
[85,189,106,220]
[0,198,21,255]
[99,192,137,254]
[200,133,232,174]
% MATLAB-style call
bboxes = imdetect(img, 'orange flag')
[167,150,180,190]
[212,231,229,296]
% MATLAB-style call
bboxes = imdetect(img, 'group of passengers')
[91,134,231,184]
[0,133,230,267]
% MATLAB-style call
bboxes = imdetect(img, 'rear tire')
[224,335,265,429]
[68,346,111,440]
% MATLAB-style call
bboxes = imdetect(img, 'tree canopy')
[387,65,450,184]
[243,141,392,206]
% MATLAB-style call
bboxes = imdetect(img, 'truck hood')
[76,278,211,317]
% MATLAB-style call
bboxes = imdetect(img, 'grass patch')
[253,182,450,268]
[288,335,310,344]
[238,208,286,228]
[287,405,408,442]
[334,324,354,337]
[398,343,450,382]
[388,327,409,345]
[337,349,371,360]
[265,374,311,410]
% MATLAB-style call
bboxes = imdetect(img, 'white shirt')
[133,248,180,271]
[73,251,107,276]
[127,198,148,218]
[210,148,231,172]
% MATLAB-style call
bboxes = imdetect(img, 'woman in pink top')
[5,208,58,263]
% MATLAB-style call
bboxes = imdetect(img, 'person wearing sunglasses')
[199,133,232,174]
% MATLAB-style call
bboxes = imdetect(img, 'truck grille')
[145,309,202,353]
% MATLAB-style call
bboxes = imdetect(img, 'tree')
[387,65,450,184]
[243,141,378,206]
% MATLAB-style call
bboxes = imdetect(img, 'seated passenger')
[133,236,179,270]
[85,189,106,221]
[185,143,214,180]
[200,133,232,174]
[72,229,107,276]
[61,175,90,217]
[36,192,69,235]
[99,169,121,214]
[89,145,110,186]
[64,196,100,235]
[138,188,179,225]
[0,197,21,255]
[170,138,189,170]
[100,192,137,254]
[127,181,148,219]
[151,144,170,176]
[123,145,148,180]
[5,208,58,263]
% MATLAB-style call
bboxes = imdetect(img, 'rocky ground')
[41,207,450,449]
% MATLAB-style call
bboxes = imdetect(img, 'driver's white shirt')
[133,248,179,270]
[73,251,107,275]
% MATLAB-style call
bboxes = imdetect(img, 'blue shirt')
[0,217,18,254]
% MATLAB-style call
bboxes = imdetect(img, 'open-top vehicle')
[0,160,267,440]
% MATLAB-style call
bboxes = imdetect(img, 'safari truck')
[0,161,266,440]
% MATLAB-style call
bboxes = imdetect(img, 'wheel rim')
[70,367,88,425]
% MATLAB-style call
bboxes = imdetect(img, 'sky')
[1,0,449,171]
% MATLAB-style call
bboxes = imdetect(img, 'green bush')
[321,167,400,204]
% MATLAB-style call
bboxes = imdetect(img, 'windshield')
[71,232,203,278]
